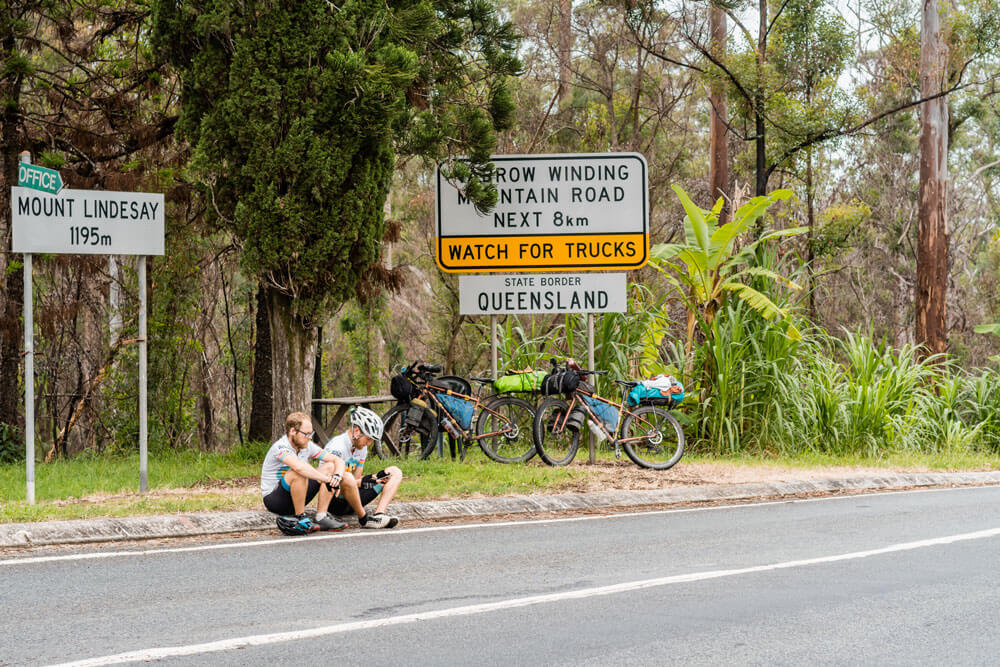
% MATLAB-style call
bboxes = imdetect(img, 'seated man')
[261,411,364,536]
[323,406,402,529]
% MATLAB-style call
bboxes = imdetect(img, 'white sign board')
[437,153,648,272]
[12,186,165,255]
[460,273,627,315]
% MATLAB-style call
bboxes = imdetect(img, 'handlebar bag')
[391,372,420,401]
[541,368,580,396]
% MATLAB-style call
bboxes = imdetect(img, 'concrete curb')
[3,471,1000,548]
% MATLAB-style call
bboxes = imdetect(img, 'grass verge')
[1,447,998,524]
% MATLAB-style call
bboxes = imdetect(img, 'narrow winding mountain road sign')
[17,163,63,195]
[437,153,649,273]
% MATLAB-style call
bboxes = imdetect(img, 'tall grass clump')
[686,312,1000,459]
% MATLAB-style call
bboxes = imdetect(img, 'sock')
[316,512,328,521]
[359,513,368,525]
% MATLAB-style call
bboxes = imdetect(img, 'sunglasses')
[295,428,316,438]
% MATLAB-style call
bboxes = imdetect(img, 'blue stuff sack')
[627,376,685,408]
[582,395,619,429]
[435,392,475,430]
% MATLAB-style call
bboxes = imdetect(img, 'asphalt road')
[3,486,1000,666]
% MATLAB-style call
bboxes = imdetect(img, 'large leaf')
[974,323,1000,336]
[719,281,787,321]
[709,189,794,267]
[740,265,803,291]
[672,184,710,253]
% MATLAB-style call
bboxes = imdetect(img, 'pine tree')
[152,0,520,432]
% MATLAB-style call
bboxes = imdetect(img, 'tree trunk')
[267,287,317,438]
[916,0,949,357]
[247,284,273,442]
[557,0,573,108]
[0,45,24,437]
[709,2,730,225]
[754,0,768,198]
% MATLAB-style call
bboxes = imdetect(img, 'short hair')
[285,411,311,434]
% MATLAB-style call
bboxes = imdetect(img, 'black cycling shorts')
[329,474,383,516]
[263,478,320,516]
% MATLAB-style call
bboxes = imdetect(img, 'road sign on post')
[17,163,63,195]
[11,186,164,255]
[436,153,648,272]
[459,273,627,315]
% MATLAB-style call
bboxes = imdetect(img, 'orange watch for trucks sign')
[436,153,649,273]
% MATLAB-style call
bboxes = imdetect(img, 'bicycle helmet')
[350,406,384,441]
[276,514,315,536]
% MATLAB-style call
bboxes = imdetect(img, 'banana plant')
[649,185,806,363]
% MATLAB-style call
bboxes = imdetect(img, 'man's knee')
[385,466,402,481]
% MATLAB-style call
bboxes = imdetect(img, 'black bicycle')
[532,360,685,470]
[377,361,536,463]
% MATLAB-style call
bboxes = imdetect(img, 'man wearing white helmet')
[321,406,402,529]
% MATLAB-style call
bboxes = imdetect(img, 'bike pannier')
[435,393,475,430]
[541,368,580,396]
[626,375,685,408]
[390,372,420,401]
[403,398,437,434]
[494,369,547,393]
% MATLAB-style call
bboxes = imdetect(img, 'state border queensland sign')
[437,153,648,273]
[459,273,627,315]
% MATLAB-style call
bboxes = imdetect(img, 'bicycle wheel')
[376,404,439,460]
[476,396,537,463]
[532,397,582,466]
[619,405,685,470]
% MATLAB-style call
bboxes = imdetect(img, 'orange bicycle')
[378,361,536,463]
[532,360,685,469]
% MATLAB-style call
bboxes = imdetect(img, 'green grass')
[2,446,999,524]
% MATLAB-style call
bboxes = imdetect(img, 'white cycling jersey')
[260,435,325,496]
[323,431,366,474]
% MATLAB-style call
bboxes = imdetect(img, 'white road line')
[1,485,990,567]
[48,525,1000,667]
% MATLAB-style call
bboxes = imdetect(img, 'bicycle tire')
[619,405,685,469]
[532,396,581,466]
[476,396,537,463]
[376,404,439,460]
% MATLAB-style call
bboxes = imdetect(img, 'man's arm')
[279,452,341,485]
[319,452,347,476]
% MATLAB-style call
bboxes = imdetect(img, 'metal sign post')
[139,256,148,492]
[23,253,34,504]
[18,151,35,504]
[588,313,596,463]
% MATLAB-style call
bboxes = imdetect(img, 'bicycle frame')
[560,388,662,459]
[421,386,514,442]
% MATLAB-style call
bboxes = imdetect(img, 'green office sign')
[17,162,63,195]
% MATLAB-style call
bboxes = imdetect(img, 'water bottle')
[442,419,462,440]
[587,420,607,441]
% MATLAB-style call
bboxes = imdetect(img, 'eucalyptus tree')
[152,0,520,433]
[0,0,178,452]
